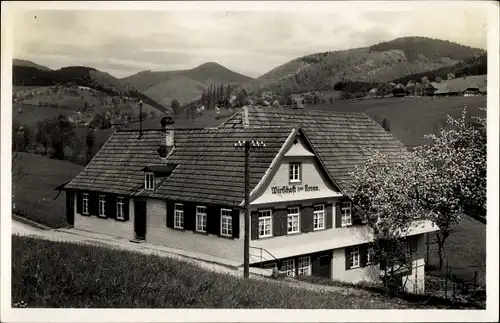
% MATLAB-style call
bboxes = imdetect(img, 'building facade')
[64,107,438,293]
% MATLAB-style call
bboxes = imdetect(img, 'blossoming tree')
[350,106,486,278]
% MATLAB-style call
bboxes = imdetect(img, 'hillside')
[13,59,52,71]
[12,64,169,113]
[243,37,485,96]
[393,54,487,84]
[122,62,253,105]
[13,85,162,127]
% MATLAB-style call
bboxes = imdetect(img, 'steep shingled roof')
[219,106,407,194]
[65,127,295,206]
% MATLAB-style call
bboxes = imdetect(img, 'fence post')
[426,233,430,265]
[444,264,448,299]
[473,271,477,294]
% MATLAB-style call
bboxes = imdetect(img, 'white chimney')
[166,128,174,148]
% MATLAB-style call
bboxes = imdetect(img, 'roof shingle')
[218,107,407,194]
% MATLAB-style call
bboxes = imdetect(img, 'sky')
[12,6,488,79]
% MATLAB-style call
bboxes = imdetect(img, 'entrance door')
[134,200,147,240]
[66,192,74,227]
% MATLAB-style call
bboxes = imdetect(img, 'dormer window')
[145,172,155,190]
[289,163,301,182]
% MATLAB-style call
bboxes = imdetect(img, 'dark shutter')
[76,192,82,214]
[345,247,351,270]
[360,244,367,267]
[326,203,333,229]
[273,209,285,237]
[335,202,342,228]
[232,209,240,238]
[123,197,130,222]
[107,195,116,219]
[206,205,219,235]
[166,200,174,228]
[184,203,195,231]
[251,211,259,240]
[88,192,98,216]
[301,206,313,233]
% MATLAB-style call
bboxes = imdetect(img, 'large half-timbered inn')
[63,107,438,293]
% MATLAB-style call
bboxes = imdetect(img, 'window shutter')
[184,203,195,231]
[326,203,333,229]
[76,192,83,215]
[360,244,367,267]
[206,206,218,235]
[301,206,313,233]
[232,209,240,238]
[345,247,351,270]
[89,192,98,216]
[123,197,130,222]
[251,211,259,240]
[166,200,174,228]
[215,208,222,236]
[335,203,342,228]
[107,195,116,219]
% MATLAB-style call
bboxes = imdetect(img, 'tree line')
[13,115,104,166]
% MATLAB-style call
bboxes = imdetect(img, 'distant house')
[432,75,487,97]
[62,107,437,293]
[392,84,407,97]
[423,82,441,96]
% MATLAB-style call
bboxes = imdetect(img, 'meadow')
[12,235,450,309]
[308,95,487,148]
[12,153,83,228]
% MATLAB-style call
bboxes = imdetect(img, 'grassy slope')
[306,95,486,148]
[12,235,432,309]
[427,216,486,286]
[12,153,83,228]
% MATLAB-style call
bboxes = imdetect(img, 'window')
[287,207,300,234]
[116,197,125,220]
[280,259,295,277]
[289,163,301,182]
[98,195,106,217]
[258,210,273,238]
[350,246,360,268]
[313,205,325,230]
[145,172,155,190]
[220,209,232,237]
[341,202,352,227]
[174,203,184,229]
[298,256,311,276]
[82,193,89,215]
[196,206,207,233]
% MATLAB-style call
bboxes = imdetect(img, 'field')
[12,235,442,309]
[427,216,486,286]
[13,85,162,126]
[308,95,487,148]
[12,153,83,228]
[13,103,75,127]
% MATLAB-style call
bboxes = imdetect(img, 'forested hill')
[242,37,486,96]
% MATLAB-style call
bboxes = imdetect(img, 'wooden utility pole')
[235,139,266,278]
[244,140,250,278]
